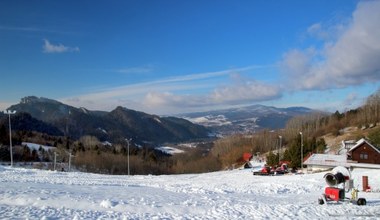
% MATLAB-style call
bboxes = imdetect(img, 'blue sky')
[1,0,380,115]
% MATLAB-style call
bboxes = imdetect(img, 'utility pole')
[300,132,303,171]
[68,152,72,172]
[4,110,16,167]
[278,136,282,164]
[54,152,59,171]
[66,151,74,172]
[126,138,132,176]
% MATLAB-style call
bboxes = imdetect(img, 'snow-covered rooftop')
[304,154,347,167]
[349,138,380,154]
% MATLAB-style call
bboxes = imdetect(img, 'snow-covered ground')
[0,165,379,219]
[22,142,56,151]
[155,146,185,155]
[184,115,232,127]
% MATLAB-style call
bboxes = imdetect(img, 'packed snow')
[178,143,197,149]
[102,141,112,146]
[155,146,185,155]
[21,142,56,151]
[0,165,379,219]
[185,115,232,127]
[97,127,108,134]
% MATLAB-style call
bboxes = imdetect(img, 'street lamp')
[278,136,282,164]
[299,132,303,171]
[126,138,132,176]
[4,110,16,167]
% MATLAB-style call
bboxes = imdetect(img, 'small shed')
[348,138,380,164]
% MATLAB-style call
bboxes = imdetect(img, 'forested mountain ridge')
[4,96,210,144]
[181,104,323,136]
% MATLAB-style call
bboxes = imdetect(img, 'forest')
[1,89,380,174]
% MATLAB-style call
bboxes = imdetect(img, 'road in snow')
[0,165,379,219]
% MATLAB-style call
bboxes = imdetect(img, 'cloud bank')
[64,1,380,114]
[281,0,380,90]
[63,66,279,114]
[143,79,281,110]
[43,39,79,53]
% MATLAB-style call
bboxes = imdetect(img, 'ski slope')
[0,165,379,219]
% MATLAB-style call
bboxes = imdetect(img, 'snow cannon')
[318,166,366,205]
[324,172,346,187]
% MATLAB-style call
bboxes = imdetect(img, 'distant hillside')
[0,112,63,136]
[6,96,210,145]
[181,104,323,136]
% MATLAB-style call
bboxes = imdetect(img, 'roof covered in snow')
[304,154,347,167]
[348,138,380,154]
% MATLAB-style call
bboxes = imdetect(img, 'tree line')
[210,89,380,169]
[1,89,380,174]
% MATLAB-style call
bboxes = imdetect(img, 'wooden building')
[348,138,380,164]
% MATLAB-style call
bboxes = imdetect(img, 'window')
[360,153,368,160]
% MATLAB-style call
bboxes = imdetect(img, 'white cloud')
[62,66,278,114]
[142,78,281,112]
[0,102,14,111]
[0,26,41,32]
[281,0,380,90]
[343,92,360,109]
[0,26,75,35]
[210,80,281,104]
[144,92,198,108]
[281,48,315,79]
[307,23,330,40]
[42,39,79,53]
[117,66,154,74]
[307,23,322,34]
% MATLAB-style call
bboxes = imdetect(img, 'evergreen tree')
[32,149,39,161]
[0,125,8,145]
[22,146,31,161]
[368,127,380,148]
[266,151,278,167]
[282,138,301,168]
[0,146,10,161]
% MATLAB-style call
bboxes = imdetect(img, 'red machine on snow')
[253,163,289,176]
[318,166,366,205]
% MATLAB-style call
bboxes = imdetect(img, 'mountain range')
[181,105,324,136]
[2,96,323,144]
[3,96,210,145]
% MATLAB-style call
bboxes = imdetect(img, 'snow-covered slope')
[181,104,322,136]
[22,142,56,151]
[0,165,379,219]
